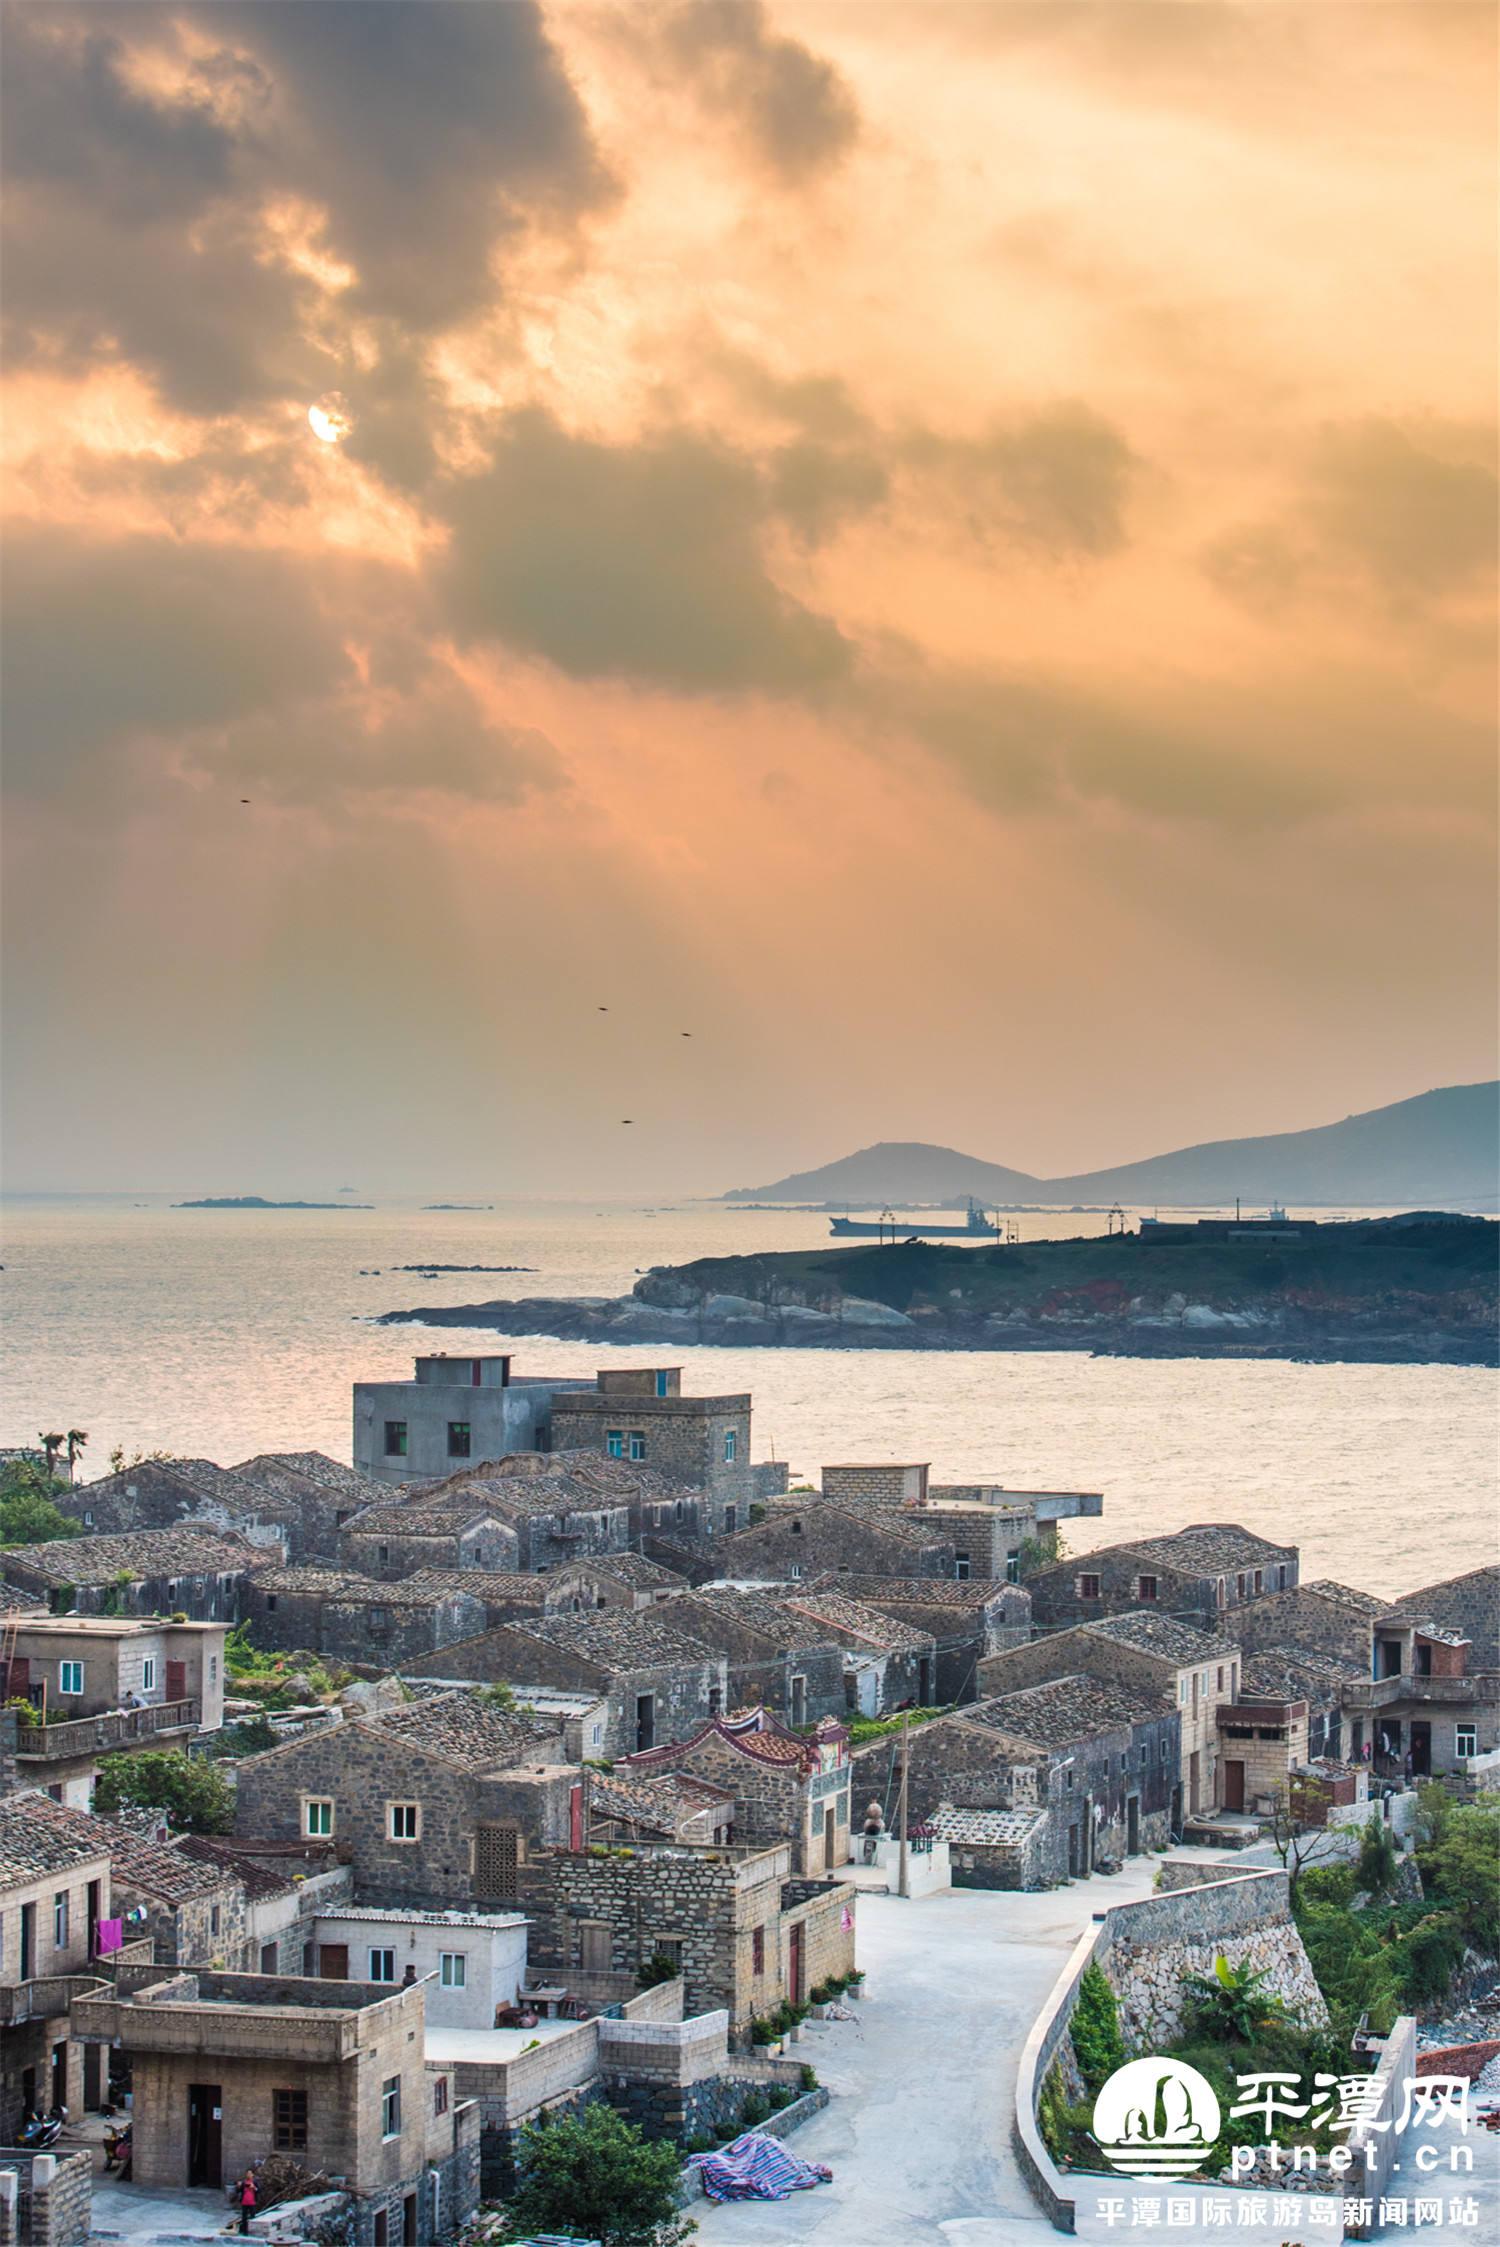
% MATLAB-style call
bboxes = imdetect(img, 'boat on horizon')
[829,1196,999,1240]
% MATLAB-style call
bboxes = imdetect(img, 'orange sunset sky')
[2,1,1496,1195]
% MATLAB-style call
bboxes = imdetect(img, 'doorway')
[20,1900,35,1980]
[824,1808,838,1869]
[165,1659,187,1703]
[319,1944,349,1979]
[187,2085,223,2188]
[51,2042,68,2114]
[1126,1796,1141,1855]
[1410,1722,1432,1778]
[788,1924,804,2005]
[83,2045,103,2113]
[1223,1760,1246,1812]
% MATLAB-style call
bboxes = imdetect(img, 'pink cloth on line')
[95,1919,124,1954]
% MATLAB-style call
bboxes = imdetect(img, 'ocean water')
[2,1195,1494,1604]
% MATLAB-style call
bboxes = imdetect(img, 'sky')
[3,0,1496,1198]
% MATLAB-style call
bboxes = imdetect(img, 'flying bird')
[598,1006,609,1012]
[621,1118,634,1125]
[681,1031,692,1038]
[240,798,251,804]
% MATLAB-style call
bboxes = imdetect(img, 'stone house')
[1226,1579,1390,1667]
[777,1587,939,1715]
[541,1553,689,1615]
[234,1692,584,1907]
[662,1589,847,1725]
[979,1610,1240,1817]
[1345,1562,1500,1778]
[589,1770,736,1849]
[0,1613,227,1806]
[426,1611,729,1760]
[927,1804,1052,1891]
[827,1575,1033,1703]
[241,1567,490,1664]
[1238,1649,1359,1766]
[1,1528,267,1622]
[22,1794,249,1971]
[1023,1524,1299,1633]
[338,1500,522,1580]
[58,1459,293,1543]
[516,1837,855,2034]
[705,1501,964,1585]
[1215,1689,1311,1812]
[619,1708,853,1877]
[547,1369,789,1536]
[0,1792,112,2133]
[173,1836,355,1972]
[71,1969,479,2247]
[228,1453,393,1561]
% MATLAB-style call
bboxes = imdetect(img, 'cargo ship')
[829,1197,998,1240]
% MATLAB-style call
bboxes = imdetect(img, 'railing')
[0,1974,108,2024]
[13,1699,200,1759]
[1344,1673,1497,1710]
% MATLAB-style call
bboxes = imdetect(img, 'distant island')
[392,1264,536,1274]
[379,1210,1498,1366]
[422,1203,495,1211]
[723,1081,1499,1211]
[174,1196,375,1210]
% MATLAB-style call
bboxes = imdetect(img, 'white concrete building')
[311,1905,529,2031]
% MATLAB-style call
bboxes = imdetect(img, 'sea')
[2,1195,1495,1604]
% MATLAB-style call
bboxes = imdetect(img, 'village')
[2,1357,1496,2247]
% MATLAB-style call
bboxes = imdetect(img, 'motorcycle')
[103,2123,133,2173]
[17,2110,64,2151]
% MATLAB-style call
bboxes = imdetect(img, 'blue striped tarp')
[687,2129,833,2202]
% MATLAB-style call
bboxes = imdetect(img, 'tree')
[501,2103,694,2247]
[65,1430,89,1471]
[1261,1781,1328,1897]
[0,1461,81,1548]
[1355,1812,1398,1896]
[38,1433,65,1480]
[94,1750,234,1834]
[1182,1954,1291,2041]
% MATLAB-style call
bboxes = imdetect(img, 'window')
[381,2076,402,2139]
[82,1512,93,1527]
[266,1595,279,1613]
[1065,1767,1074,1790]
[1139,1745,1149,1767]
[369,1948,396,1983]
[273,2090,308,2151]
[447,1421,471,1459]
[1217,1666,1225,1691]
[209,1656,218,1682]
[53,1891,69,1948]
[1006,1551,1020,1584]
[789,1563,802,1581]
[1215,1577,1226,1606]
[791,1519,803,1534]
[388,1802,421,1842]
[708,1687,723,1717]
[1160,1739,1170,1761]
[141,1658,157,1692]
[439,1953,466,1988]
[211,1905,221,1937]
[1138,1575,1158,1602]
[1456,1725,1478,1759]
[790,1675,807,1727]
[377,1543,390,1564]
[635,1694,656,1751]
[723,1430,737,1463]
[752,1927,765,1974]
[385,1420,408,1458]
[1253,1569,1263,1595]
[1179,1679,1189,1704]
[607,1429,625,1458]
[432,2078,449,2118]
[370,1608,388,1630]
[1236,1573,1247,1600]
[675,1498,685,1522]
[1078,1574,1101,1601]
[304,1798,334,1837]
[954,1552,971,1581]
[655,1371,670,1397]
[58,1660,84,1696]
[628,1431,647,1462]
[651,1937,684,1973]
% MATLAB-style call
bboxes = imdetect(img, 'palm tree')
[65,1430,89,1473]
[38,1433,64,1480]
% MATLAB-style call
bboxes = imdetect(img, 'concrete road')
[693,1858,1165,2247]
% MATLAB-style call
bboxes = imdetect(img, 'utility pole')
[897,1708,910,1899]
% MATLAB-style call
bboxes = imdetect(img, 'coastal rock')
[837,1296,914,1329]
[777,1305,839,1332]
[701,1292,773,1322]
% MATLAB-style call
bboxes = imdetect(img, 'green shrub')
[1182,1955,1290,2043]
[636,1954,681,1991]
[1070,1961,1125,2089]
[1356,1814,1399,1896]
[740,2091,770,2126]
[798,2062,818,2093]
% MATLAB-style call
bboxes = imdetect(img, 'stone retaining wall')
[0,2151,92,2247]
[1415,2038,1500,2081]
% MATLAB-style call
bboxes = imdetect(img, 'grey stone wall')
[0,2150,92,2247]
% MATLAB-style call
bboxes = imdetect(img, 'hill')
[723,1082,1498,1210]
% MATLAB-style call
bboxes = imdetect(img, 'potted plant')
[845,1968,866,2000]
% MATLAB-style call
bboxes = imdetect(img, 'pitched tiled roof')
[1112,1524,1297,1574]
[591,1770,731,1833]
[365,1690,566,1773]
[21,1797,239,1903]
[232,1453,388,1504]
[173,1835,303,1903]
[401,1455,693,1518]
[1241,1649,1363,1702]
[929,1804,1048,1846]
[1297,1581,1390,1618]
[246,1565,374,1596]
[621,1704,845,1778]
[815,1574,1018,1611]
[521,1609,723,1670]
[397,1568,543,1604]
[0,1792,114,1884]
[964,1673,1169,1749]
[673,1587,839,1650]
[558,1552,687,1589]
[1082,1613,1229,1665]
[345,1502,513,1535]
[780,1589,934,1652]
[3,1526,263,1586]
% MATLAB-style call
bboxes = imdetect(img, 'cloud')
[439,407,852,692]
[768,437,888,543]
[899,403,1140,555]
[1,2,612,417]
[653,0,859,180]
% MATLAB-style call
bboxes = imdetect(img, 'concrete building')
[619,1708,852,1877]
[1023,1524,1299,1633]
[0,1793,112,2135]
[426,1611,729,1760]
[310,1907,529,2032]
[0,1613,227,1804]
[71,1970,480,2247]
[0,1529,267,1622]
[233,1692,585,1907]
[1343,1563,1500,1778]
[978,1610,1240,1816]
[353,1355,589,1488]
[516,1837,855,2035]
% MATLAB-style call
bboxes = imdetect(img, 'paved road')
[694,1858,1164,2247]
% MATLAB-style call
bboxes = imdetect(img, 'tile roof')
[20,1796,239,1903]
[672,1587,840,1650]
[1241,1649,1364,1701]
[231,1453,388,1503]
[1296,1581,1391,1617]
[364,1690,567,1773]
[621,1704,844,1778]
[3,1526,264,1586]
[1081,1613,1230,1665]
[520,1609,724,1671]
[406,1455,693,1516]
[815,1574,1018,1611]
[557,1552,688,1589]
[0,1792,115,1885]
[779,1589,934,1653]
[173,1835,303,1903]
[1112,1524,1297,1574]
[591,1770,732,1834]
[964,1673,1170,1749]
[397,1568,544,1605]
[928,1804,1048,1846]
[345,1502,513,1535]
[247,1564,375,1596]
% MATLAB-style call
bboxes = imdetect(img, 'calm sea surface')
[2,1196,1495,1603]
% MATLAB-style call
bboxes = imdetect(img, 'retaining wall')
[1345,2015,1417,2239]
[0,2151,92,2247]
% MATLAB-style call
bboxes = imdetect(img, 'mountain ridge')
[722,1081,1499,1208]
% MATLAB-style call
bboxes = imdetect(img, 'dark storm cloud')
[899,403,1140,555]
[440,407,852,692]
[1,528,353,790]
[1,1,612,414]
[768,438,889,544]
[653,0,859,180]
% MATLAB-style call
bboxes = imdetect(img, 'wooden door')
[1223,1760,1246,1812]
[165,1660,187,1702]
[319,1943,349,1979]
[788,1924,804,2005]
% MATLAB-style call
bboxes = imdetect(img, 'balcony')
[0,1974,109,2025]
[13,1699,201,1760]
[1343,1674,1497,1711]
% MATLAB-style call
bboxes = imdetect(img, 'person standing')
[238,2173,258,2235]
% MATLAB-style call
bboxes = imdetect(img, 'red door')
[165,1660,187,1703]
[1223,1761,1246,1812]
